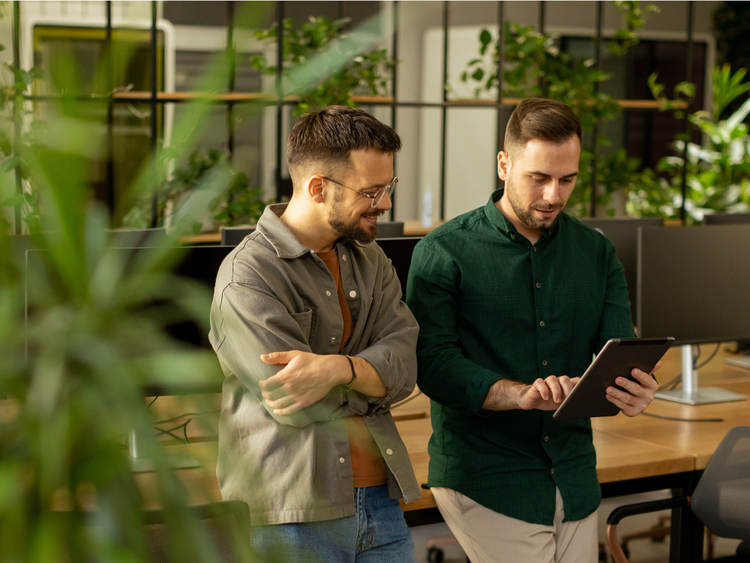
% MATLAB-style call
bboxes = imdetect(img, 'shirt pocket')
[290,307,317,342]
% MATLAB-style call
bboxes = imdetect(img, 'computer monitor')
[221,227,255,246]
[703,212,750,225]
[376,221,405,238]
[579,217,664,325]
[637,225,750,404]
[376,237,422,298]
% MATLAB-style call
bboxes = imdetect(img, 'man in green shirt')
[406,98,658,563]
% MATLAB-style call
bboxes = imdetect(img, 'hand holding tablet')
[553,337,674,420]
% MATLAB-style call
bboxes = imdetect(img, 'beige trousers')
[431,487,598,563]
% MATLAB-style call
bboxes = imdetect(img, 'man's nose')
[376,190,393,212]
[543,182,562,205]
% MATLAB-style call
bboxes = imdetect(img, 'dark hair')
[504,98,582,154]
[286,106,401,187]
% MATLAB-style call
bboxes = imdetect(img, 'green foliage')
[648,72,696,116]
[250,16,396,116]
[460,2,659,216]
[610,1,660,55]
[0,55,46,234]
[0,3,286,560]
[710,64,750,122]
[123,149,271,233]
[627,65,750,223]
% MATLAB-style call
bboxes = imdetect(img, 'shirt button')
[540,321,545,327]
[331,337,337,343]
[542,360,548,366]
[385,449,393,456]
[349,290,357,298]
[326,290,332,297]
[544,436,550,442]
[342,255,347,261]
[533,247,537,252]
[339,457,345,464]
[536,282,542,289]
[550,468,554,475]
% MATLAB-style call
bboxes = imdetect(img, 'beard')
[505,176,564,231]
[327,197,383,244]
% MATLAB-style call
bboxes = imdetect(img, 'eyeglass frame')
[322,176,398,208]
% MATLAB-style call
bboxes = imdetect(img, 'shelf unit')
[8,0,699,233]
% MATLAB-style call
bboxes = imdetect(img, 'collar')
[255,203,315,259]
[255,203,363,259]
[483,189,558,244]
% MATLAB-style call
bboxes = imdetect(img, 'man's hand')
[258,351,349,415]
[517,375,580,410]
[483,375,580,411]
[605,361,661,417]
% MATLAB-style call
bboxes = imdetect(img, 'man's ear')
[497,151,511,182]
[306,175,326,204]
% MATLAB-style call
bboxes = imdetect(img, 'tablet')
[553,337,674,420]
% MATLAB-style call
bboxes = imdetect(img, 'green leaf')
[479,29,492,48]
[1,156,20,172]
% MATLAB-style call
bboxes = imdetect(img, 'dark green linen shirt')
[406,190,635,526]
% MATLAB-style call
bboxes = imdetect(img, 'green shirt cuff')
[467,369,504,414]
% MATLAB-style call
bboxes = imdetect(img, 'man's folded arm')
[211,281,370,427]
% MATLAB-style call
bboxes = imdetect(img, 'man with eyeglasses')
[209,105,420,562]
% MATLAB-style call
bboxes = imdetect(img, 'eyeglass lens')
[373,178,398,207]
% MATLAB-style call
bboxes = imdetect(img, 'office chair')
[221,227,255,246]
[606,426,750,563]
[690,425,750,560]
[142,500,254,563]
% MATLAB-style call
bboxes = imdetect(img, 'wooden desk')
[150,357,749,561]
[594,379,750,471]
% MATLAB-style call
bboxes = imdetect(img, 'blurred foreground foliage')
[0,4,282,561]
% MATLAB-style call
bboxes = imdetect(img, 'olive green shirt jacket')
[209,204,421,526]
[406,190,636,526]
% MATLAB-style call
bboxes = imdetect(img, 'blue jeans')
[250,485,415,563]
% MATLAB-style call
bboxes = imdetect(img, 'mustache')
[362,211,385,218]
[534,204,563,212]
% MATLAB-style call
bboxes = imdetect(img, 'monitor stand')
[655,344,747,405]
[127,429,201,473]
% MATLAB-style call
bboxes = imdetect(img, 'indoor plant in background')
[458,1,662,216]
[122,148,271,233]
[626,65,750,223]
[250,15,397,116]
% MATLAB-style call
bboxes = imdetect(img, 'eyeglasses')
[322,176,398,208]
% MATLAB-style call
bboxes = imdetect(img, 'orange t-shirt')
[318,248,387,488]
